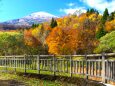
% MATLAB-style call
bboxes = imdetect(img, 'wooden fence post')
[113,61,115,81]
[5,56,7,72]
[53,55,56,76]
[70,55,72,77]
[102,53,106,83]
[14,56,16,73]
[24,54,27,74]
[37,55,40,74]
[85,54,88,79]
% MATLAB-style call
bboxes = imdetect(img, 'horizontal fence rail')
[0,53,115,84]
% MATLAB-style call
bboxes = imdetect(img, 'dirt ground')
[0,80,26,86]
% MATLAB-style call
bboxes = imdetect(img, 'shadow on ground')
[0,80,27,86]
[17,73,105,86]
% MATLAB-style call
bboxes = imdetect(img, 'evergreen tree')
[101,8,109,24]
[96,25,107,39]
[86,8,99,16]
[54,20,57,27]
[32,24,39,28]
[50,18,57,28]
[87,9,90,13]
[96,8,109,39]
[90,8,95,13]
[108,11,115,21]
[32,24,35,28]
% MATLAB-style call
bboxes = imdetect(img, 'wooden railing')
[0,53,115,84]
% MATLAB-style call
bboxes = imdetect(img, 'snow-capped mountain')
[25,12,57,19]
[3,12,58,26]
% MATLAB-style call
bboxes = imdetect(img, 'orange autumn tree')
[46,13,98,55]
[46,26,77,55]
[105,20,115,32]
[75,19,98,54]
[31,23,51,45]
[70,13,98,54]
[24,29,41,47]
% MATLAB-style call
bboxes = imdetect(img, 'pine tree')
[90,8,95,13]
[108,11,115,21]
[32,24,35,28]
[96,8,109,39]
[54,20,57,27]
[50,18,57,28]
[86,8,99,16]
[32,24,39,28]
[96,25,107,39]
[87,9,89,13]
[101,8,109,24]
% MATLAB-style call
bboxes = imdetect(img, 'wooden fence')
[0,53,115,84]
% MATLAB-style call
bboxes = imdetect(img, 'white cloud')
[60,7,86,15]
[60,2,87,15]
[81,0,115,13]
[67,3,75,7]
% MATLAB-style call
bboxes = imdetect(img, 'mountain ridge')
[2,11,58,26]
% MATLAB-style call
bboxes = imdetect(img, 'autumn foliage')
[23,9,115,55]
[46,27,77,55]
[24,29,41,47]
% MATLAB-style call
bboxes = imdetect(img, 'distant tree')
[24,29,46,54]
[50,18,57,28]
[32,24,35,28]
[90,8,95,13]
[101,8,109,24]
[96,24,107,39]
[108,11,115,21]
[87,9,89,13]
[54,20,57,26]
[86,8,99,16]
[24,29,41,47]
[105,20,115,32]
[96,8,109,38]
[32,24,39,28]
[0,33,25,55]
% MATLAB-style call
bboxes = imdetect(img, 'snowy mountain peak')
[25,11,58,19]
[2,11,58,26]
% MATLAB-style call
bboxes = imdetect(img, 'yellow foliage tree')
[46,27,77,55]
[46,13,98,55]
[105,20,115,32]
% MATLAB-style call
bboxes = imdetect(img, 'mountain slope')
[2,12,58,26]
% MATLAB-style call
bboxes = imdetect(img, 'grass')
[0,67,105,86]
[0,67,84,78]
[0,31,20,35]
[0,72,63,86]
[107,57,115,60]
[0,72,84,86]
[0,71,61,86]
[0,72,104,86]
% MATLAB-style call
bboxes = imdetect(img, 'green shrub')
[94,31,115,53]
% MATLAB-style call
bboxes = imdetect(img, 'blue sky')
[0,0,115,22]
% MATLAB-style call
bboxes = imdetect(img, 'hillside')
[24,8,115,55]
[2,11,58,26]
[0,24,30,30]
